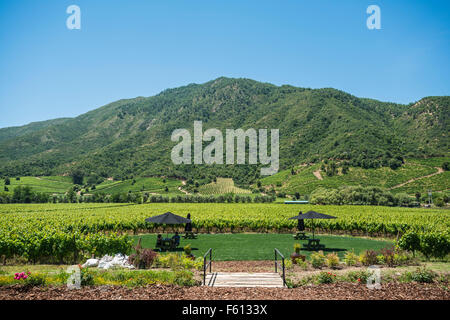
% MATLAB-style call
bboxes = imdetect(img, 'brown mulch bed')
[0,282,448,300]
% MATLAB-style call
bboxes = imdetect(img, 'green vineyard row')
[0,203,448,263]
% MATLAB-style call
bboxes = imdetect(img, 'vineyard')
[0,203,449,263]
[198,178,251,195]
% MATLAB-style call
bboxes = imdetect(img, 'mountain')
[0,77,448,186]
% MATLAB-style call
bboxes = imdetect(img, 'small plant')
[343,250,358,266]
[316,272,336,284]
[284,259,293,270]
[297,259,309,270]
[291,243,305,264]
[376,254,385,265]
[15,271,48,287]
[359,250,378,266]
[310,251,326,268]
[14,272,30,281]
[325,253,340,269]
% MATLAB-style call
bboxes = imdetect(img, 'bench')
[293,232,309,240]
[156,238,180,251]
[183,231,198,239]
[303,239,325,251]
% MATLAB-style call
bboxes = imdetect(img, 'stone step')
[205,272,285,288]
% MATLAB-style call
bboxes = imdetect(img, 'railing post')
[274,249,277,273]
[203,256,206,285]
[209,249,212,273]
[282,257,285,287]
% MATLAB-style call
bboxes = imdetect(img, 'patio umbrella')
[289,210,336,239]
[145,212,191,237]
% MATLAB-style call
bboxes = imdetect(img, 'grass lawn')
[132,233,393,261]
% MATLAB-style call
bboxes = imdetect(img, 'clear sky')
[0,0,449,128]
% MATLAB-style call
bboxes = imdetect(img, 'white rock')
[82,258,99,268]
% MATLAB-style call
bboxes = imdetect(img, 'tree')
[70,169,84,185]
[443,162,450,171]
[4,177,10,185]
[342,164,349,174]
[67,187,76,203]
[388,159,401,170]
[415,192,421,203]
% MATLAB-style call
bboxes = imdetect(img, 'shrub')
[376,254,385,265]
[184,244,192,256]
[128,242,158,269]
[380,247,396,267]
[401,267,436,283]
[398,231,421,256]
[325,253,340,269]
[435,198,444,207]
[293,243,301,254]
[310,251,326,268]
[173,270,197,286]
[80,266,94,286]
[316,272,336,284]
[284,259,293,270]
[419,232,450,260]
[25,273,47,287]
[343,250,358,266]
[359,250,379,266]
[296,259,309,270]
[345,270,370,283]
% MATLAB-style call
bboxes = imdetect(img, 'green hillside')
[259,157,449,196]
[0,78,448,188]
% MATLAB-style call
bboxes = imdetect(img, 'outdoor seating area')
[145,211,197,251]
[290,210,336,251]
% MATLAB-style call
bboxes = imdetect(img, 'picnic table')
[293,232,309,240]
[183,231,198,239]
[156,237,180,251]
[303,238,325,251]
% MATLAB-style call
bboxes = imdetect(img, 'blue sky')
[0,0,449,128]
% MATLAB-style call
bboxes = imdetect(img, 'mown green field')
[132,233,392,261]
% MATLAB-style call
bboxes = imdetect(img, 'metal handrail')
[274,248,286,287]
[203,248,213,285]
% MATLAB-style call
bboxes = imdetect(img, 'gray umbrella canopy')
[145,212,191,224]
[289,211,336,239]
[289,211,337,220]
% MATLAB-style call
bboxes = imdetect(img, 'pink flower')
[23,275,28,279]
